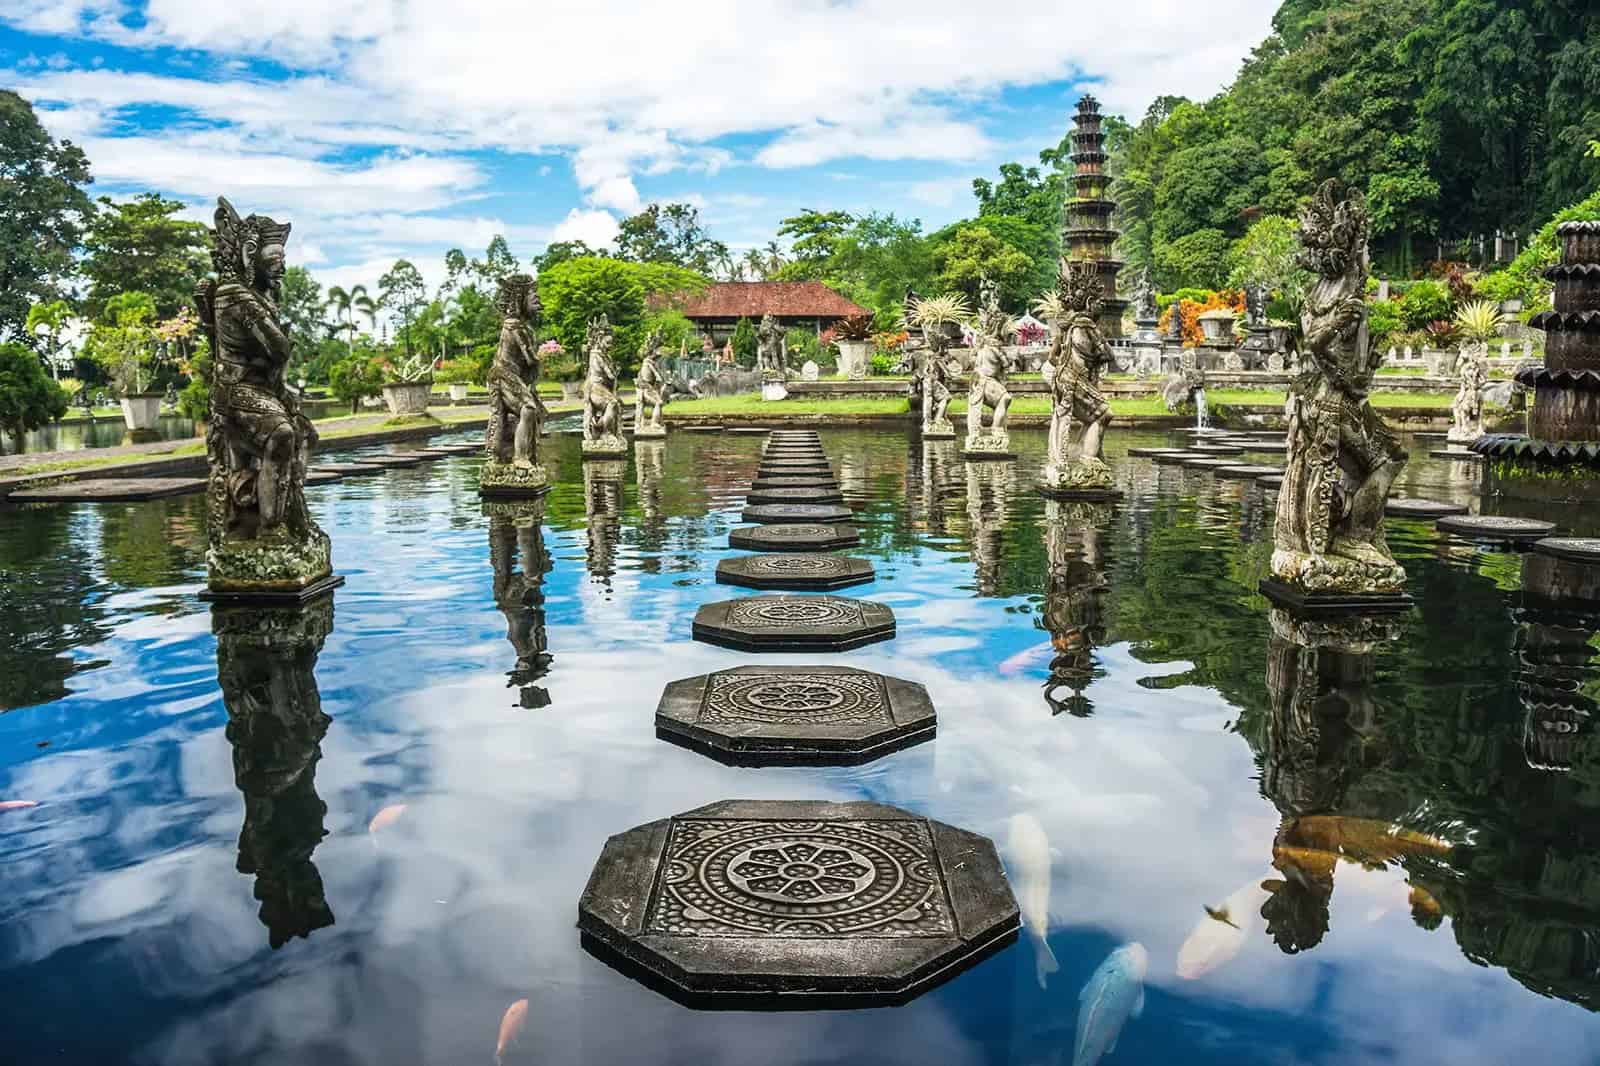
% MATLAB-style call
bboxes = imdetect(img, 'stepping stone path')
[10,477,207,502]
[1179,457,1240,469]
[1435,514,1556,544]
[1152,452,1204,465]
[1214,464,1284,479]
[752,476,837,490]
[693,595,895,651]
[1259,475,1284,489]
[1429,448,1482,461]
[1532,538,1600,564]
[1385,497,1469,518]
[716,553,874,591]
[1190,444,1246,456]
[1127,447,1188,457]
[312,462,389,478]
[654,666,934,764]
[743,503,854,524]
[747,486,845,505]
[304,470,344,485]
[730,524,861,551]
[351,454,424,468]
[577,799,1018,1007]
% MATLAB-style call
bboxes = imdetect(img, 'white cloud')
[908,175,978,208]
[550,208,619,250]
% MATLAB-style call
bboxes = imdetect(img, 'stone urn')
[836,340,871,381]
[119,392,163,431]
[381,381,432,416]
[448,383,470,403]
[561,381,583,401]
[1422,348,1457,378]
[1197,309,1237,345]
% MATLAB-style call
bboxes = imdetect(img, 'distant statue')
[480,273,548,494]
[580,314,626,458]
[1270,180,1407,600]
[1447,344,1488,444]
[756,313,786,377]
[920,325,957,438]
[1041,260,1116,495]
[1133,269,1159,324]
[963,279,1014,457]
[1245,281,1269,328]
[196,196,334,600]
[634,330,667,438]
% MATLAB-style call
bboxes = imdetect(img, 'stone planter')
[119,393,163,431]
[381,381,432,416]
[448,383,470,403]
[1422,348,1457,377]
[1197,310,1237,345]
[836,339,871,381]
[560,381,583,402]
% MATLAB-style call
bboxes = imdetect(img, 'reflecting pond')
[19,413,198,453]
[2,427,1598,1064]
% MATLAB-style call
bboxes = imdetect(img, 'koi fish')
[999,641,1053,676]
[1074,943,1148,1066]
[0,800,39,811]
[1177,879,1270,979]
[495,998,528,1065]
[368,804,407,835]
[1007,812,1059,988]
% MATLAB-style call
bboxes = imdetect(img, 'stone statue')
[1040,259,1116,496]
[1134,269,1159,324]
[920,325,957,439]
[481,273,548,494]
[580,314,626,458]
[196,196,336,601]
[962,283,1014,458]
[484,498,553,708]
[213,599,335,948]
[1447,343,1488,444]
[756,313,785,377]
[1245,281,1269,328]
[1269,180,1407,602]
[634,330,667,438]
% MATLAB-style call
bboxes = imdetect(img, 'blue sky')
[3,1,1279,296]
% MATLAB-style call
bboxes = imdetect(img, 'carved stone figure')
[920,325,957,439]
[481,273,549,494]
[213,600,335,948]
[1134,269,1159,324]
[1040,260,1117,496]
[756,313,786,378]
[1448,344,1488,444]
[962,282,1014,458]
[634,330,667,438]
[196,197,336,601]
[1268,180,1408,603]
[580,314,627,458]
[484,498,553,708]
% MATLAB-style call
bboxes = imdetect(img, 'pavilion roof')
[665,281,869,320]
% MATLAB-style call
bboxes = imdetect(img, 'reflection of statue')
[1041,260,1117,496]
[214,600,335,948]
[1448,345,1488,445]
[756,314,786,378]
[1515,552,1599,772]
[963,461,1015,595]
[580,315,626,458]
[484,499,553,708]
[196,196,336,601]
[915,438,960,534]
[481,274,549,494]
[634,331,667,438]
[634,440,667,553]
[920,326,957,439]
[962,281,1014,458]
[583,461,624,586]
[1268,181,1407,603]
[1041,500,1110,717]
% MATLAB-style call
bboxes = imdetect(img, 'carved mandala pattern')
[702,671,891,725]
[645,819,954,938]
[748,524,835,539]
[743,554,849,576]
[727,597,864,629]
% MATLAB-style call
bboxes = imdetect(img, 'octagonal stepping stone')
[743,503,854,524]
[1385,497,1469,518]
[765,447,827,457]
[577,798,1017,1008]
[655,666,933,765]
[1429,447,1482,461]
[1436,514,1556,544]
[1233,440,1288,453]
[1179,456,1239,469]
[1152,452,1203,465]
[304,470,344,485]
[9,477,207,503]
[389,450,444,462]
[752,476,838,490]
[693,595,894,651]
[1127,447,1188,457]
[425,442,483,455]
[730,524,860,551]
[1190,444,1246,456]
[312,462,389,478]
[716,553,874,591]
[1532,538,1600,564]
[769,433,819,441]
[351,454,423,468]
[1214,464,1283,479]
[747,486,845,505]
[763,458,834,468]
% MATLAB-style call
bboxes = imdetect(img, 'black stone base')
[478,483,552,499]
[1430,448,1482,461]
[200,573,345,605]
[693,596,895,651]
[1258,577,1412,615]
[961,450,1016,461]
[1035,485,1123,501]
[716,553,874,590]
[729,524,861,551]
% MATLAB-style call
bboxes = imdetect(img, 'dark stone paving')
[742,503,854,524]
[1214,464,1283,479]
[351,454,424,468]
[577,798,1017,1008]
[761,459,834,468]
[304,471,344,485]
[727,427,770,435]
[1126,447,1187,457]
[747,486,845,505]
[1152,452,1203,465]
[424,443,482,455]
[1231,441,1288,453]
[716,553,873,590]
[1429,448,1482,461]
[1385,497,1469,518]
[655,666,933,765]
[1179,457,1239,468]
[729,524,861,551]
[693,595,894,651]
[1532,537,1600,564]
[1190,445,1245,456]
[312,462,389,477]
[9,477,207,502]
[1436,514,1556,543]
[1259,475,1283,489]
[752,476,839,490]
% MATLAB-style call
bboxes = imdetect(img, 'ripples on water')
[2,428,1598,1064]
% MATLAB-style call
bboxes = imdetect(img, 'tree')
[972,161,1065,235]
[81,193,209,320]
[378,260,427,357]
[24,299,74,380]
[536,257,648,372]
[324,284,370,359]
[0,92,94,347]
[615,202,730,275]
[0,341,68,453]
[776,210,855,279]
[930,224,1033,305]
[1153,137,1270,244]
[471,235,520,289]
[278,266,326,372]
[1154,229,1235,290]
[329,348,384,413]
[730,316,757,365]
[1227,215,1312,308]
[533,240,600,273]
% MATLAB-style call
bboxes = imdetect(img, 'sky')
[2,0,1280,298]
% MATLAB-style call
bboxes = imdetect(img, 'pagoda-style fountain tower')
[1473,220,1600,502]
[1065,95,1127,340]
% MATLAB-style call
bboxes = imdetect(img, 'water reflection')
[485,498,554,708]
[963,461,1016,596]
[1040,500,1111,718]
[213,599,335,949]
[584,460,625,587]
[1516,552,1599,772]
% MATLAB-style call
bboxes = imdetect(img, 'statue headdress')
[496,273,538,318]
[1060,259,1104,316]
[585,313,612,351]
[1296,179,1370,280]
[211,196,291,285]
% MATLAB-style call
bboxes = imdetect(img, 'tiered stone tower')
[1473,220,1600,501]
[1064,95,1126,340]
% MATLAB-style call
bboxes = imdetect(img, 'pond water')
[20,413,198,453]
[2,427,1598,1065]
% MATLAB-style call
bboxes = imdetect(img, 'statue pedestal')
[1259,576,1412,615]
[761,381,789,402]
[1038,459,1121,500]
[204,526,341,604]
[961,432,1014,461]
[479,459,551,497]
[921,419,956,440]
[633,423,667,439]
[201,572,344,606]
[581,435,628,459]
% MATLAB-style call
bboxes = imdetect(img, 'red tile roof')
[664,281,869,320]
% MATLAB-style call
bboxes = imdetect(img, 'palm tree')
[324,283,373,359]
